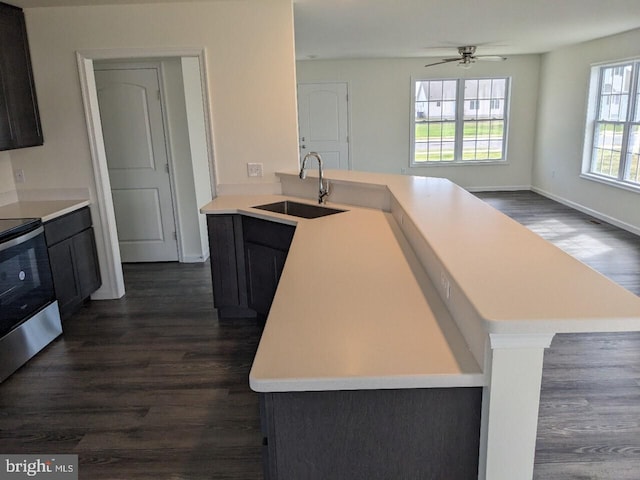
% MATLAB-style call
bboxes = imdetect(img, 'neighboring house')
[415,79,505,120]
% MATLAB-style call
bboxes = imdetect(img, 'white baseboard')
[532,186,640,237]
[465,185,532,193]
[91,285,125,301]
[182,253,209,263]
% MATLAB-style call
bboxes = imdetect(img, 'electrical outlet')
[247,162,263,177]
[14,169,25,184]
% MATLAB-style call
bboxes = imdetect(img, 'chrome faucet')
[299,152,329,204]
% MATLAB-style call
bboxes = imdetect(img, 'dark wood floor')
[476,191,640,480]
[0,262,265,480]
[1,191,639,479]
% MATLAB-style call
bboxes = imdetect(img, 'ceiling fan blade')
[424,58,458,67]
[476,55,507,62]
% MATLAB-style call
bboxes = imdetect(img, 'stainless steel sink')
[252,201,346,219]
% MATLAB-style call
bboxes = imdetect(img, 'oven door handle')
[0,226,45,252]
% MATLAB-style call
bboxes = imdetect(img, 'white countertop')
[202,171,640,392]
[201,195,484,392]
[0,200,89,222]
[278,170,640,334]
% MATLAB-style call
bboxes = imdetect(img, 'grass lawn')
[414,120,504,162]
[415,120,504,140]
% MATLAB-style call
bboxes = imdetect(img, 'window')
[585,61,640,187]
[412,77,510,165]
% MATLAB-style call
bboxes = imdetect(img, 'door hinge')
[157,89,161,101]
[173,231,177,240]
[165,163,170,173]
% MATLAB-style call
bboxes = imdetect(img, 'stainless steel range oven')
[0,218,62,382]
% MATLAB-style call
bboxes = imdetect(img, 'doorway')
[77,48,215,299]
[94,63,179,262]
[297,82,350,169]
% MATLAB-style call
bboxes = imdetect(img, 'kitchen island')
[201,171,640,480]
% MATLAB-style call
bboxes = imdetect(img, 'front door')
[297,83,350,170]
[95,65,178,262]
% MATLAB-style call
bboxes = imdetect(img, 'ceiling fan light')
[458,61,473,69]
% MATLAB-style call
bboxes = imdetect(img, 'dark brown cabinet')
[0,2,43,151]
[207,214,254,319]
[44,207,101,319]
[242,216,294,319]
[260,388,483,480]
[245,241,288,317]
[206,214,295,321]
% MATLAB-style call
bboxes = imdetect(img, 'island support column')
[478,333,555,480]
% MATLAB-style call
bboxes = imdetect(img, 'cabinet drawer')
[242,216,295,251]
[44,207,92,246]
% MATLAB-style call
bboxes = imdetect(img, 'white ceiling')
[293,0,640,59]
[9,0,640,60]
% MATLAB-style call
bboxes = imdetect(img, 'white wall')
[296,55,541,190]
[11,0,298,193]
[533,28,640,232]
[0,153,17,205]
[6,0,298,297]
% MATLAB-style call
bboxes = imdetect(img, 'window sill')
[580,172,640,194]
[411,160,508,168]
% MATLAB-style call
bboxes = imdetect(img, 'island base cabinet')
[260,388,482,480]
[245,242,287,320]
[207,214,294,321]
[207,215,254,319]
[242,216,295,320]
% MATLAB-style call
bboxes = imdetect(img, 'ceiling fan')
[425,46,507,68]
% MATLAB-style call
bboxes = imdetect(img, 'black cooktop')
[0,218,42,243]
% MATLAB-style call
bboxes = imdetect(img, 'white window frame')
[410,76,511,167]
[581,58,640,193]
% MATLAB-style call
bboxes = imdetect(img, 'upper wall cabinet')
[0,2,43,151]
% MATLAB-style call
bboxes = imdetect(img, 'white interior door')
[95,66,179,263]
[297,83,350,169]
